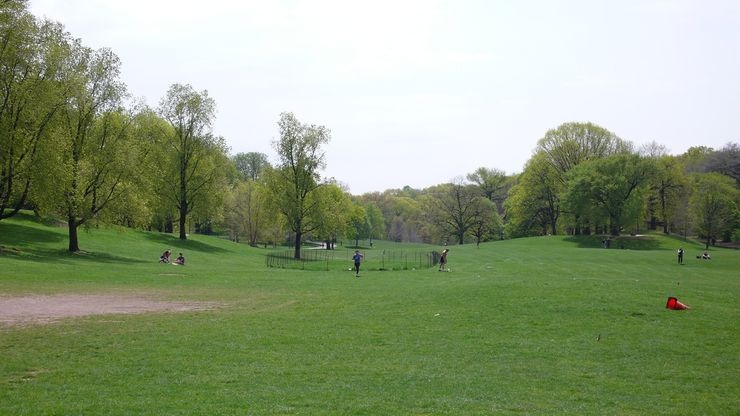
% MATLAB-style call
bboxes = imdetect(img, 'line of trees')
[2,2,738,255]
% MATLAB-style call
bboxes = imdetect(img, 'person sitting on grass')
[702,251,711,260]
[174,253,185,265]
[159,249,172,263]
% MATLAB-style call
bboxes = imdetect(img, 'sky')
[28,0,740,195]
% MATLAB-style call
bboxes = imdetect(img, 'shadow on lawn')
[564,235,662,250]
[142,232,229,254]
[0,222,65,246]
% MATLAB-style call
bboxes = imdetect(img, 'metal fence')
[266,248,441,271]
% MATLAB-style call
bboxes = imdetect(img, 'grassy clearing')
[1,213,738,415]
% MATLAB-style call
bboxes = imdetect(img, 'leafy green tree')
[53,44,131,252]
[505,153,560,236]
[268,112,330,259]
[689,173,739,248]
[157,83,228,240]
[649,156,688,233]
[232,151,270,181]
[224,179,270,246]
[468,197,501,247]
[703,142,740,187]
[429,179,487,245]
[365,203,384,245]
[466,167,507,203]
[0,6,67,220]
[312,183,353,249]
[563,154,655,236]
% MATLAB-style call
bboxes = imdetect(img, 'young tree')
[157,83,228,240]
[268,112,330,259]
[506,153,560,236]
[468,197,501,247]
[312,183,354,249]
[224,179,269,246]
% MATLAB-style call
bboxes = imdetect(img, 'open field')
[1,213,738,415]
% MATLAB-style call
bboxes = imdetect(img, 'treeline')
[2,1,738,257]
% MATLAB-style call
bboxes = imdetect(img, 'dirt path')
[0,294,216,326]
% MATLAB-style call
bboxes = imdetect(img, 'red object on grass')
[666,296,690,310]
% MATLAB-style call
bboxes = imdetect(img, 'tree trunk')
[179,202,188,240]
[68,217,80,252]
[294,230,302,259]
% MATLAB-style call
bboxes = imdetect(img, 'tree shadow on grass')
[142,232,229,254]
[564,235,662,250]
[0,222,65,246]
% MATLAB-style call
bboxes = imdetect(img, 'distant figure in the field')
[701,251,711,260]
[439,249,449,272]
[677,247,684,265]
[159,249,172,263]
[352,250,364,277]
[174,252,185,265]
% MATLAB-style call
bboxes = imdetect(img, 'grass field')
[1,213,738,415]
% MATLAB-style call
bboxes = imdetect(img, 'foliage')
[689,172,739,248]
[268,112,330,258]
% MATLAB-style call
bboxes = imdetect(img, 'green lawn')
[1,213,738,415]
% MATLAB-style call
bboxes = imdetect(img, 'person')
[352,250,364,277]
[677,247,684,265]
[159,249,171,263]
[439,249,449,272]
[702,251,711,260]
[174,252,185,265]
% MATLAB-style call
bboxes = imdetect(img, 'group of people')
[677,247,711,264]
[350,248,450,277]
[159,249,185,265]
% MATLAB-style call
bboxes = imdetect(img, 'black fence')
[266,248,441,271]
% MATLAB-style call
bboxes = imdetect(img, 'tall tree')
[430,179,486,245]
[703,142,740,187]
[509,153,561,235]
[0,6,67,220]
[232,151,270,181]
[563,154,655,236]
[55,45,130,252]
[268,112,330,259]
[650,156,687,233]
[157,83,227,240]
[224,179,269,246]
[365,203,385,245]
[689,173,739,249]
[466,167,507,203]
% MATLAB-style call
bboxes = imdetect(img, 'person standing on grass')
[352,250,364,277]
[677,247,684,265]
[439,249,449,272]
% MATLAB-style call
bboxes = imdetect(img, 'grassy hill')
[1,213,738,415]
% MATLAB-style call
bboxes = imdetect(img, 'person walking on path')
[439,249,449,272]
[352,250,364,277]
[677,247,684,265]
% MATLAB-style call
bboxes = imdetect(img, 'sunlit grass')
[1,213,738,414]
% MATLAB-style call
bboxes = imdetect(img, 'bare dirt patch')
[0,294,217,326]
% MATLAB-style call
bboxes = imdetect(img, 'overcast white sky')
[29,0,740,194]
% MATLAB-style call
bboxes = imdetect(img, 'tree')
[536,122,632,181]
[649,156,687,233]
[703,142,740,187]
[54,44,131,252]
[224,179,269,246]
[157,83,227,240]
[430,178,486,245]
[506,153,560,236]
[468,197,501,247]
[232,151,270,181]
[311,183,354,249]
[466,167,507,203]
[268,112,330,259]
[346,203,369,248]
[689,173,739,248]
[365,203,384,245]
[563,154,655,236]
[0,7,67,220]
